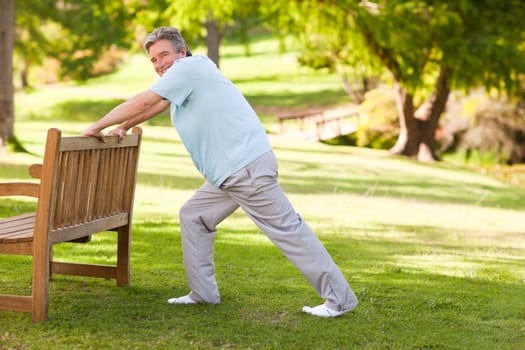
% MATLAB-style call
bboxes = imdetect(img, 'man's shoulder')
[178,55,214,66]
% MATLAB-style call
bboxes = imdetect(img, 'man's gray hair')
[143,26,192,56]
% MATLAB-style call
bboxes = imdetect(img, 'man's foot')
[167,294,197,304]
[302,304,352,318]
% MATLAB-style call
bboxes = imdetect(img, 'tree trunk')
[0,0,15,154]
[389,66,451,162]
[342,73,365,104]
[20,58,30,88]
[204,19,221,68]
[389,81,419,157]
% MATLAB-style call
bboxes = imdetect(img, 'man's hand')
[82,127,105,143]
[107,127,128,143]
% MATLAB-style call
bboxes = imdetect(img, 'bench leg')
[116,225,130,286]
[31,242,50,322]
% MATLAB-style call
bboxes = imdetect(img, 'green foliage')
[14,0,54,66]
[272,0,525,102]
[448,0,525,96]
[134,0,263,47]
[366,0,525,96]
[15,0,138,82]
[264,0,525,159]
[53,0,137,80]
[164,0,236,32]
[266,0,382,100]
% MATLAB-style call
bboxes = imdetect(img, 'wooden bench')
[277,106,360,141]
[0,127,142,321]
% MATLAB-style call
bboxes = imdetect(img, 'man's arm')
[82,89,165,140]
[107,98,170,141]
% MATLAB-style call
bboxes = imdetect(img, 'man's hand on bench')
[107,127,128,143]
[81,127,106,143]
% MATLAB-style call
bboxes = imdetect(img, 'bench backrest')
[36,128,142,245]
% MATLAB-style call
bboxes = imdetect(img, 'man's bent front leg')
[178,181,238,304]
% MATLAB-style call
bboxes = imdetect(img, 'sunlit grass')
[2,123,525,348]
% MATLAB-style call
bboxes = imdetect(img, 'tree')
[1,0,138,153]
[268,0,525,161]
[166,0,260,67]
[263,1,381,104]
[14,0,58,88]
[138,0,261,67]
[51,0,136,80]
[0,0,15,153]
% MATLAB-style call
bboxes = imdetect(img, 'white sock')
[167,294,197,304]
[302,304,349,318]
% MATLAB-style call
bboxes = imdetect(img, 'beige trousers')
[179,151,358,312]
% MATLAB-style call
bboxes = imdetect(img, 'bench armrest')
[29,164,42,179]
[0,182,40,198]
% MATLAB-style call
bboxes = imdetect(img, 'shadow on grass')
[38,99,126,122]
[279,171,525,210]
[3,148,524,214]
[133,165,525,211]
[34,90,347,125]
[137,171,201,191]
[18,99,522,211]
[245,89,350,110]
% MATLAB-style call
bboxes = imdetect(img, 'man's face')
[148,39,186,76]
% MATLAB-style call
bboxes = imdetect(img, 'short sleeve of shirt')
[150,58,193,107]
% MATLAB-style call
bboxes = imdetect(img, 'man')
[82,26,358,318]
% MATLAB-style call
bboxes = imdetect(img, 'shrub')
[356,87,399,149]
[458,98,525,164]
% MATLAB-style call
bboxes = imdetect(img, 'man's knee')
[179,203,214,232]
[179,202,198,224]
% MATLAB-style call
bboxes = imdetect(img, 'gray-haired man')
[82,26,358,317]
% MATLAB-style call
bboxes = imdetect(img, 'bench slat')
[0,213,36,243]
[48,213,129,244]
[0,295,32,312]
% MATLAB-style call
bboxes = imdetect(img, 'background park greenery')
[1,34,525,349]
[4,0,525,163]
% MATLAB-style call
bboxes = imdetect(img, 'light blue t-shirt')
[150,55,273,187]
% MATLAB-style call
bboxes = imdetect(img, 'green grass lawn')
[1,36,524,349]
